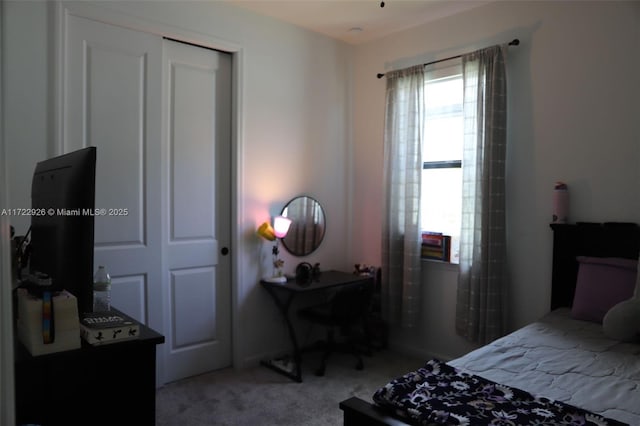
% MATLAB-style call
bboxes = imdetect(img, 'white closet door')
[64,14,232,384]
[161,39,232,381]
[64,12,164,335]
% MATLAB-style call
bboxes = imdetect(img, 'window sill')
[421,258,459,272]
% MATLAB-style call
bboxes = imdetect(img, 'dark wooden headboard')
[550,222,640,310]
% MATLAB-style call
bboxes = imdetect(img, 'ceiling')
[224,0,493,45]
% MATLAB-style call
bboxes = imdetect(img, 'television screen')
[29,147,96,313]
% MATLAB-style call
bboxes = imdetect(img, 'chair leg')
[315,329,334,376]
[347,335,364,370]
[315,353,328,376]
[312,326,368,375]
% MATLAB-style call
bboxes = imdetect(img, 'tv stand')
[14,308,164,426]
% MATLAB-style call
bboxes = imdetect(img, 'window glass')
[424,115,462,162]
[421,71,463,264]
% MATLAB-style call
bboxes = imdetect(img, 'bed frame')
[339,222,640,426]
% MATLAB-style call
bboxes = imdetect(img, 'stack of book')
[421,232,451,262]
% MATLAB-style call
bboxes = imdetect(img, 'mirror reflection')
[280,196,325,256]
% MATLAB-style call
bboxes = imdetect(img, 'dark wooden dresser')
[14,309,164,426]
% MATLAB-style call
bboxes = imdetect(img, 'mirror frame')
[280,196,326,257]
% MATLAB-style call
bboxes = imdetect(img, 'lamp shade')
[256,222,276,241]
[273,216,292,239]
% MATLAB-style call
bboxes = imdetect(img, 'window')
[421,65,463,263]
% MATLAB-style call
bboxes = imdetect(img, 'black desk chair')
[298,278,373,376]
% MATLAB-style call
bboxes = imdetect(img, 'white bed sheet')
[448,309,640,425]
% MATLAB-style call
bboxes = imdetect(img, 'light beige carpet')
[155,350,423,426]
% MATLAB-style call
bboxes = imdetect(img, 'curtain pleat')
[456,45,508,344]
[381,65,425,329]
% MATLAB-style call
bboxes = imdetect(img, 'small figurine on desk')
[312,263,321,277]
[354,263,376,276]
[294,262,321,286]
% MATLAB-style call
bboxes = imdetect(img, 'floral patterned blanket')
[372,359,627,426]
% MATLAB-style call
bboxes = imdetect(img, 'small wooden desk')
[14,308,164,426]
[260,270,373,382]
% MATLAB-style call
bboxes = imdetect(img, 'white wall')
[351,1,640,359]
[1,1,17,423]
[3,0,353,367]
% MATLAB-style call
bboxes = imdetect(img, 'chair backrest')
[330,279,374,324]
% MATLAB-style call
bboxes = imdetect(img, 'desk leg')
[261,286,303,382]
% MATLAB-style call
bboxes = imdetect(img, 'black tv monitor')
[29,147,96,313]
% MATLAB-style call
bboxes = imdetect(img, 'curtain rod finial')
[377,73,385,79]
[509,39,520,46]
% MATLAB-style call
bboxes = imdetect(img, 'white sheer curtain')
[456,45,508,344]
[381,65,425,329]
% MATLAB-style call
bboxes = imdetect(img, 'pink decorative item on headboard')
[553,182,569,223]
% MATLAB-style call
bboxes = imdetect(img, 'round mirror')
[280,196,326,256]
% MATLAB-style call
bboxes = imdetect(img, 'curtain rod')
[376,38,519,79]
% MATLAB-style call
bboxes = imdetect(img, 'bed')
[340,222,640,425]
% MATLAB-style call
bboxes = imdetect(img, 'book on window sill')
[421,235,451,261]
[423,255,451,262]
[422,254,451,262]
[422,231,444,246]
[79,311,140,345]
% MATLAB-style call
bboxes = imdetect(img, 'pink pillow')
[571,256,638,323]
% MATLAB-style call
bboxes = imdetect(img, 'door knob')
[221,247,229,256]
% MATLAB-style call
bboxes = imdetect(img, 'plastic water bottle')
[93,265,111,312]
